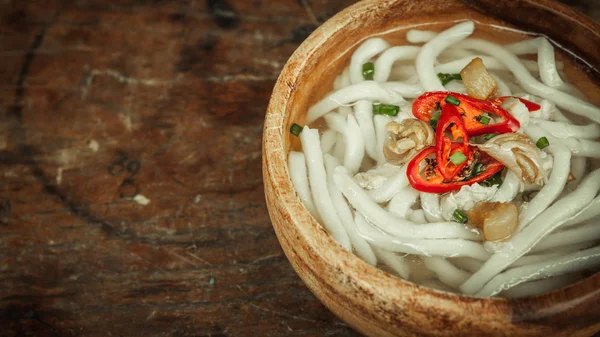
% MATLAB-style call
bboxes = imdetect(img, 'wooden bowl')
[262,0,600,336]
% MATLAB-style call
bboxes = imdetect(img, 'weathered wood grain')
[0,0,597,336]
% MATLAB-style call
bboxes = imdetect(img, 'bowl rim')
[263,0,600,321]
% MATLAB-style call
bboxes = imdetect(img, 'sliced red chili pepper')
[406,146,504,193]
[436,104,470,180]
[489,96,542,112]
[412,92,520,136]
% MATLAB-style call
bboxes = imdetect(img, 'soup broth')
[288,20,600,298]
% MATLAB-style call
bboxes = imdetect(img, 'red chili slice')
[406,147,504,194]
[412,92,520,136]
[489,96,542,112]
[436,104,470,180]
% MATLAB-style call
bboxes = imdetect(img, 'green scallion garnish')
[478,116,491,125]
[449,151,467,165]
[373,104,399,116]
[483,133,498,141]
[453,209,468,224]
[437,73,463,86]
[482,171,503,187]
[429,111,441,130]
[445,95,460,106]
[536,136,550,149]
[290,123,303,136]
[472,163,484,177]
[362,62,375,80]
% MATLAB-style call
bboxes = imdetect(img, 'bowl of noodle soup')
[262,0,600,336]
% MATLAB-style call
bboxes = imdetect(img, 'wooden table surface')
[0,1,598,336]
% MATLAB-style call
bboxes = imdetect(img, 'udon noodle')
[288,21,600,297]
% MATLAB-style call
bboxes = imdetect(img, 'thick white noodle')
[355,213,490,260]
[460,169,600,295]
[343,114,365,174]
[519,126,571,230]
[454,38,600,123]
[420,192,444,222]
[444,81,467,94]
[324,155,377,265]
[537,38,568,90]
[434,56,541,74]
[333,74,342,91]
[406,29,437,43]
[367,165,409,203]
[507,37,567,89]
[374,247,410,279]
[408,209,427,224]
[440,47,478,60]
[500,274,581,298]
[423,257,471,289]
[320,129,337,154]
[381,81,424,98]
[491,73,512,96]
[387,185,419,217]
[450,257,483,273]
[339,68,351,88]
[300,127,352,250]
[335,166,480,240]
[561,137,600,158]
[288,151,319,220]
[374,114,391,165]
[338,106,352,116]
[531,119,600,139]
[506,37,542,54]
[417,21,475,92]
[350,38,390,84]
[374,46,421,82]
[563,195,600,228]
[306,81,406,124]
[569,157,587,190]
[511,242,592,267]
[421,279,456,293]
[324,112,347,134]
[476,246,600,297]
[333,133,345,163]
[530,223,600,253]
[354,100,378,160]
[491,171,520,203]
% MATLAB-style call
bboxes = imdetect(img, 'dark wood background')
[0,1,597,336]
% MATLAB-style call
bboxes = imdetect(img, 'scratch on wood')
[299,0,319,25]
[204,74,277,83]
[146,309,157,320]
[81,68,180,99]
[251,253,282,264]
[56,167,63,185]
[249,303,317,324]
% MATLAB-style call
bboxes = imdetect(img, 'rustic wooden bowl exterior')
[262,0,600,336]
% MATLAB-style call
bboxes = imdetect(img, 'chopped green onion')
[478,116,491,125]
[445,95,460,106]
[482,171,503,187]
[372,104,380,114]
[472,163,484,177]
[536,136,550,149]
[453,209,468,224]
[290,123,303,136]
[362,62,375,80]
[373,104,399,116]
[483,133,498,141]
[449,151,467,165]
[437,73,462,86]
[429,111,440,130]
